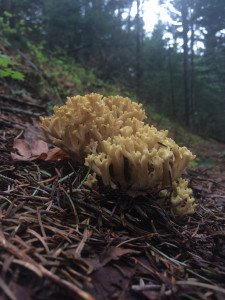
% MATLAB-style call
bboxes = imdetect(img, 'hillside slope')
[1,47,225,300]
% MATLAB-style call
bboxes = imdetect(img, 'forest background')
[0,0,225,142]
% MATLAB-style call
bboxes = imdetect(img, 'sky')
[128,0,178,33]
[123,0,180,34]
[128,0,182,47]
[142,0,170,33]
[137,0,205,50]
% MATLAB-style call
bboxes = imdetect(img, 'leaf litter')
[0,90,225,300]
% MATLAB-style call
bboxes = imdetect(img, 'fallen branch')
[0,117,25,130]
[0,94,45,110]
[16,49,39,71]
[0,106,44,117]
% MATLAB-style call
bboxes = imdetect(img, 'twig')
[16,49,39,71]
[132,282,161,291]
[0,173,16,184]
[0,228,95,300]
[0,106,44,117]
[0,278,18,300]
[190,176,225,189]
[0,94,45,109]
[176,280,225,295]
[0,116,26,128]
[0,118,25,130]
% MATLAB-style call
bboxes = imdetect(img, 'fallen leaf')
[86,246,140,274]
[45,148,70,161]
[142,290,160,300]
[22,94,36,104]
[31,139,48,156]
[91,264,135,300]
[24,123,43,145]
[11,139,31,160]
[10,283,31,300]
[11,138,69,161]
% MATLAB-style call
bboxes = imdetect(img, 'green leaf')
[11,70,25,81]
[3,11,13,18]
[189,161,198,167]
[0,54,24,81]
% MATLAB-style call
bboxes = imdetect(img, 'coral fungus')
[39,93,197,216]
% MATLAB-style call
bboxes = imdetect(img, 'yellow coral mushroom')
[39,93,197,216]
[83,173,98,189]
[39,93,145,159]
[160,178,197,216]
[171,178,197,216]
[84,127,195,191]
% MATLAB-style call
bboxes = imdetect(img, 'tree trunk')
[168,47,176,118]
[127,3,132,34]
[0,0,12,12]
[135,0,141,97]
[190,9,195,123]
[181,0,192,128]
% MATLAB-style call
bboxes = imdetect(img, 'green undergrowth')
[0,52,25,80]
[18,42,132,104]
[145,105,205,146]
[144,105,211,165]
[0,11,128,100]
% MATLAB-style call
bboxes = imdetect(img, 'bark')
[190,10,195,119]
[127,3,132,34]
[168,47,176,118]
[0,0,12,23]
[181,0,192,128]
[0,0,12,12]
[135,0,141,97]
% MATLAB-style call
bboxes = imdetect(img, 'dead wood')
[0,94,46,110]
[0,106,44,117]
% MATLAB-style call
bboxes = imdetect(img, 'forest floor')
[1,68,225,300]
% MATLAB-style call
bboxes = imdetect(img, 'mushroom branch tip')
[39,93,197,216]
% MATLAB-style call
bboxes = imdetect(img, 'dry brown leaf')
[91,264,135,299]
[45,148,70,161]
[10,283,31,300]
[31,139,48,156]
[22,94,36,104]
[142,290,160,300]
[11,138,69,161]
[11,139,31,160]
[86,247,140,274]
[24,123,43,145]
